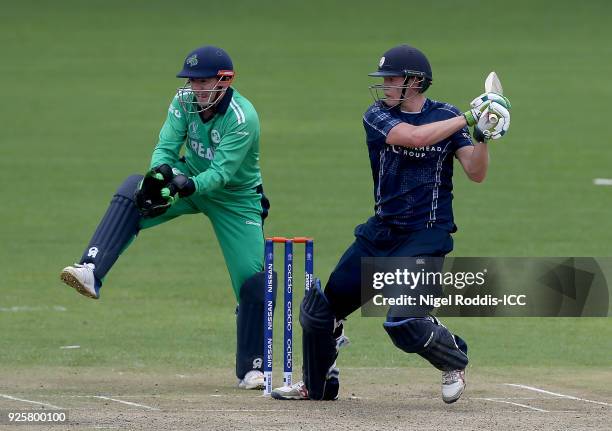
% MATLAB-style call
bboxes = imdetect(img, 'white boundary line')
[0,305,66,312]
[190,409,297,412]
[593,178,612,186]
[474,397,549,412]
[486,397,560,400]
[92,396,159,411]
[345,367,402,370]
[504,384,612,407]
[65,395,161,399]
[0,393,63,410]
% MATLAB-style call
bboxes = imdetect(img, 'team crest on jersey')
[186,54,198,67]
[379,56,385,67]
[169,105,181,118]
[189,121,198,135]
[211,129,221,144]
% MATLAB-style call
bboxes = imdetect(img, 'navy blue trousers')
[324,217,454,320]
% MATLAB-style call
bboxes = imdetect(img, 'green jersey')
[150,88,262,194]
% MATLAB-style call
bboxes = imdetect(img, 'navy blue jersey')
[362,99,472,231]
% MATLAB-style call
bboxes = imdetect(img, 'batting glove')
[464,92,511,127]
[473,101,511,141]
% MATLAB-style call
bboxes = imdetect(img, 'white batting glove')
[464,92,512,127]
[470,92,511,111]
[474,101,511,141]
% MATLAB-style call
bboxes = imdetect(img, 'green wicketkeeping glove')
[134,164,176,218]
[160,174,196,202]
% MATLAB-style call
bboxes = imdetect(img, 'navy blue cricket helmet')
[176,46,235,113]
[176,45,234,79]
[369,45,432,93]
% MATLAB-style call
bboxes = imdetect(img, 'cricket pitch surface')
[1,367,610,430]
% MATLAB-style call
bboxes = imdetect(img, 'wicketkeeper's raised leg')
[60,167,275,389]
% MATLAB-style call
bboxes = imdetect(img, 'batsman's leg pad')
[80,175,143,282]
[300,278,340,400]
[383,316,468,371]
[236,271,277,379]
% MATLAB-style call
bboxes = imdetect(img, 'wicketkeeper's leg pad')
[79,175,143,281]
[383,316,468,371]
[236,271,277,380]
[300,279,340,400]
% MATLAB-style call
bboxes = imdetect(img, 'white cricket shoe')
[60,263,100,299]
[271,381,309,400]
[238,370,264,390]
[442,369,466,404]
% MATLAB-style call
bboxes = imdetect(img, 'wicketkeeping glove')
[160,174,196,203]
[463,92,511,127]
[134,164,175,218]
[473,101,511,141]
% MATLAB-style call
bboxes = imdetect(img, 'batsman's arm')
[387,116,468,148]
[150,96,187,169]
[456,143,489,183]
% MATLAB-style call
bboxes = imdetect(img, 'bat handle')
[488,113,499,124]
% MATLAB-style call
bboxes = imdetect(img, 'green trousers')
[139,186,265,299]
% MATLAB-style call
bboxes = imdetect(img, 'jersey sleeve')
[362,103,402,141]
[451,128,473,156]
[149,96,187,169]
[191,111,258,194]
[437,103,473,155]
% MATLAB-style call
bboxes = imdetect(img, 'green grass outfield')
[1,0,611,374]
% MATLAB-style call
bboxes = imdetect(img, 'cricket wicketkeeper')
[60,45,274,390]
[271,44,511,403]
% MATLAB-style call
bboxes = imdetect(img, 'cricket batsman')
[272,44,511,402]
[60,45,274,389]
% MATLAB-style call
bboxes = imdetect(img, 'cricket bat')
[484,71,503,123]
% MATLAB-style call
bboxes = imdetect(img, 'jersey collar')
[215,87,234,115]
[198,87,234,123]
[400,98,431,114]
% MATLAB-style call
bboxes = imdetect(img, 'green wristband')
[463,110,477,127]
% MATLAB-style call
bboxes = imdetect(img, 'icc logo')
[379,56,385,67]
[252,358,263,369]
[87,247,98,258]
[211,129,221,144]
[189,122,198,135]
